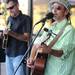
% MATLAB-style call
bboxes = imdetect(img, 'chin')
[10,14,15,17]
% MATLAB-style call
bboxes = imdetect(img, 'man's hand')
[27,58,34,69]
[3,28,8,36]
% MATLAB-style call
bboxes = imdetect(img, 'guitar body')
[31,53,48,75]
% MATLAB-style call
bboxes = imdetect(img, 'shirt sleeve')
[23,15,32,34]
[61,27,75,60]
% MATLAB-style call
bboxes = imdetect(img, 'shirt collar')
[54,18,68,30]
[10,10,22,20]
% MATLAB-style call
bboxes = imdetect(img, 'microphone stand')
[14,20,46,75]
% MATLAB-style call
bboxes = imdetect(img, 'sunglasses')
[7,5,16,10]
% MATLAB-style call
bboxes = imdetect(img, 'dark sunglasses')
[7,5,16,10]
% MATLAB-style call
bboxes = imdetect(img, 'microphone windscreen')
[46,12,54,19]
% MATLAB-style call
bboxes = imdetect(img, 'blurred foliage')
[0,2,9,30]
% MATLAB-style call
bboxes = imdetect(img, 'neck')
[56,17,67,22]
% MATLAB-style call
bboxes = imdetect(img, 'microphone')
[35,12,54,25]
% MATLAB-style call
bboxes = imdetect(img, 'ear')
[16,3,19,9]
[65,10,69,16]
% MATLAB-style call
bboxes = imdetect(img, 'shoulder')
[21,14,31,20]
[19,13,32,25]
[63,24,75,38]
[65,20,75,30]
[21,14,32,24]
[65,23,74,32]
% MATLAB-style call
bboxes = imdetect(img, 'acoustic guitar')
[31,53,48,75]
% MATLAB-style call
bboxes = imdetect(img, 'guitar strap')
[48,26,66,49]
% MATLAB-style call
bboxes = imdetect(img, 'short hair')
[6,0,18,4]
